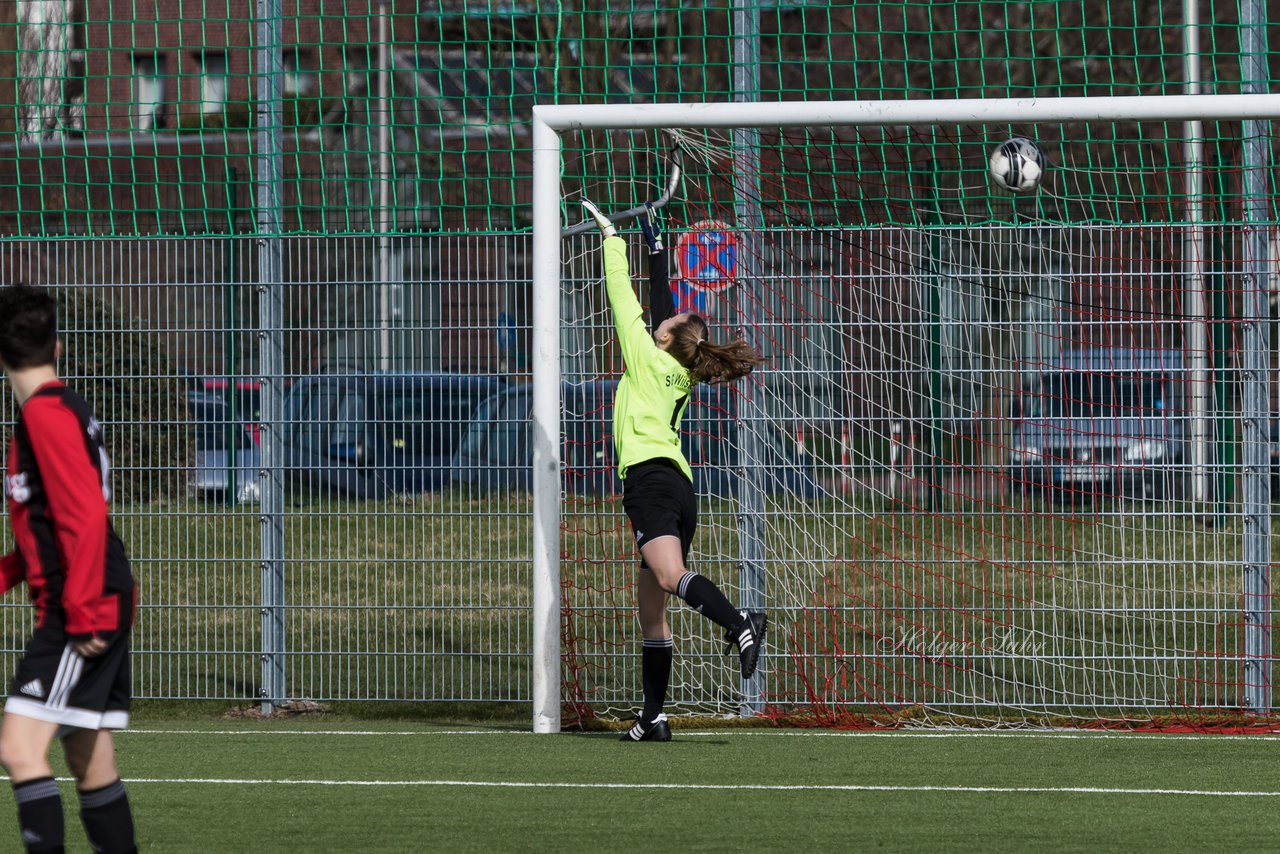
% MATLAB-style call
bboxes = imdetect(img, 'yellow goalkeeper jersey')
[601,236,693,481]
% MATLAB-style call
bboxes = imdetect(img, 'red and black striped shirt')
[2,382,135,641]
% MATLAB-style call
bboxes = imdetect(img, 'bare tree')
[16,0,73,140]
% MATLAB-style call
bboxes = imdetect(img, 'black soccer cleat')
[725,610,768,680]
[619,713,672,742]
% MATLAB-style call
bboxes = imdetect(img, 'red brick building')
[76,1,422,134]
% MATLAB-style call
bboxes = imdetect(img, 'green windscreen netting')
[0,0,1269,237]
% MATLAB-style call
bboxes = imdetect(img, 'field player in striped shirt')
[0,286,138,854]
[582,200,767,742]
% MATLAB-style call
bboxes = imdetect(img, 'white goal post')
[530,94,1280,734]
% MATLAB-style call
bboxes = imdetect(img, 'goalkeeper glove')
[580,198,617,238]
[638,206,664,254]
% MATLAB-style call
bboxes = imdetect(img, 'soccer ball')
[988,137,1045,194]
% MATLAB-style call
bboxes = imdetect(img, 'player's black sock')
[13,776,64,853]
[641,636,673,721]
[676,572,743,632]
[77,779,136,854]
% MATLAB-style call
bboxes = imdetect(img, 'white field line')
[6,777,1280,796]
[121,728,1280,742]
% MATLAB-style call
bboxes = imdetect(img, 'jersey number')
[670,395,688,431]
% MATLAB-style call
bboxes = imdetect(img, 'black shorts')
[6,621,131,731]
[622,458,697,566]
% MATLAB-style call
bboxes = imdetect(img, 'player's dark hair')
[666,314,762,384]
[0,285,59,370]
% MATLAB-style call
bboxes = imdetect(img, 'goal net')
[534,98,1278,729]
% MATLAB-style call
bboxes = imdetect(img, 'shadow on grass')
[131,699,530,726]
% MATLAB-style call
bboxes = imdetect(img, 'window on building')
[283,49,317,95]
[343,47,369,96]
[64,49,85,134]
[133,54,166,130]
[198,51,228,114]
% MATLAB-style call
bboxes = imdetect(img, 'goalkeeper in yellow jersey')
[581,199,765,743]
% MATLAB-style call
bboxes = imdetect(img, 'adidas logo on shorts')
[18,679,43,698]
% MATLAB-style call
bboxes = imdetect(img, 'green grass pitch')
[4,717,1280,852]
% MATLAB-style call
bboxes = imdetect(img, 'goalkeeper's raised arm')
[639,207,675,334]
[599,235,653,377]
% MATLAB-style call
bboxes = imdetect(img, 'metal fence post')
[224,168,241,508]
[254,0,286,716]
[925,162,943,514]
[1239,0,1271,714]
[376,0,394,371]
[731,0,766,716]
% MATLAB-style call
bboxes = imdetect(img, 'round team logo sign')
[673,219,738,294]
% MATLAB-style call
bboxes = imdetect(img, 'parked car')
[450,380,825,498]
[199,377,266,445]
[179,372,272,446]
[1008,347,1186,500]
[187,390,261,504]
[282,372,506,499]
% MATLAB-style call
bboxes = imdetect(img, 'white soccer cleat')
[581,198,617,238]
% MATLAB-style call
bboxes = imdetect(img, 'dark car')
[450,380,825,498]
[200,377,266,446]
[179,373,272,445]
[1008,347,1186,500]
[282,372,505,499]
[187,390,261,504]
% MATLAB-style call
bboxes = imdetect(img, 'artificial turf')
[3,718,1279,852]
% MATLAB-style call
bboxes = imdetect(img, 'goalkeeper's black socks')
[13,776,64,853]
[641,636,674,721]
[77,779,136,854]
[676,572,743,632]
